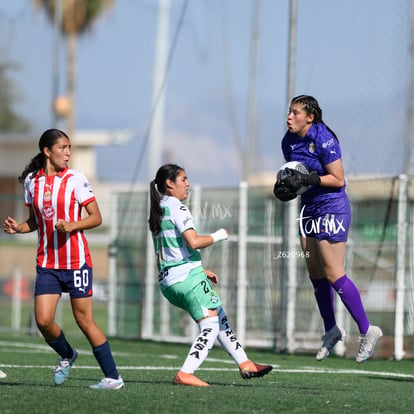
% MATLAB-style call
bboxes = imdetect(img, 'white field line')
[0,340,129,357]
[0,364,413,380]
[1,341,413,379]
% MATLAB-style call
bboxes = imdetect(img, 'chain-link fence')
[1,177,414,359]
[106,177,414,358]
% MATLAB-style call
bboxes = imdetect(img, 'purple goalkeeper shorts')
[298,196,351,242]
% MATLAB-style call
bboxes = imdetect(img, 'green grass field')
[0,332,413,414]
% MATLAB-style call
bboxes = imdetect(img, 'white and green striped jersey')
[152,195,202,287]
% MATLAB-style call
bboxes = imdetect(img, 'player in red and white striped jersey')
[3,129,123,390]
[25,162,95,269]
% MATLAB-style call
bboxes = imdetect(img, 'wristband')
[210,228,229,243]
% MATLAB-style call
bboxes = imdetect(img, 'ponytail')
[148,163,184,234]
[148,180,163,234]
[18,152,44,183]
[18,128,69,183]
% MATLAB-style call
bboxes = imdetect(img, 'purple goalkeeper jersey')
[281,123,349,214]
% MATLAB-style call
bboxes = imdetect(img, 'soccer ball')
[276,161,310,195]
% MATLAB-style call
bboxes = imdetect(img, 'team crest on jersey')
[44,190,52,202]
[210,291,218,304]
[43,205,55,220]
[308,143,316,154]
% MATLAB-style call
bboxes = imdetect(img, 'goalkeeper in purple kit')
[274,95,382,362]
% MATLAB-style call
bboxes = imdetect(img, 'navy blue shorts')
[35,264,93,298]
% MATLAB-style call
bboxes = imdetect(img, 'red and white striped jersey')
[24,167,96,269]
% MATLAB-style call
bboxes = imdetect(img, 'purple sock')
[310,278,336,332]
[332,274,370,334]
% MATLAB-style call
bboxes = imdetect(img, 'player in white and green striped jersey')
[148,164,272,387]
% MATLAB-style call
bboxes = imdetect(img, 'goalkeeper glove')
[283,168,321,192]
[273,183,297,202]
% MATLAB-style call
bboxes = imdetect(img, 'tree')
[33,0,114,137]
[0,60,31,132]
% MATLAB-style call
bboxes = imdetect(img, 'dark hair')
[18,129,69,183]
[148,163,184,234]
[290,95,339,141]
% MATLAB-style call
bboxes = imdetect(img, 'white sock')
[217,307,248,365]
[180,316,219,374]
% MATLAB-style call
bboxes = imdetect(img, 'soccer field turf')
[0,333,413,414]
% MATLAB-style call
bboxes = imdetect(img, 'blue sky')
[0,0,410,186]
